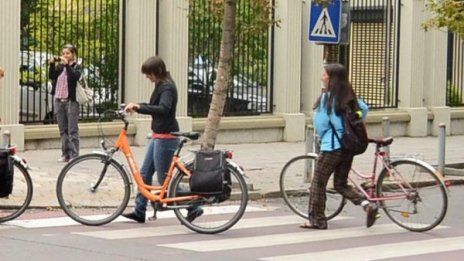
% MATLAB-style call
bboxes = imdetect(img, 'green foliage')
[19,65,45,87]
[423,0,464,38]
[447,81,463,106]
[189,0,277,86]
[21,0,120,103]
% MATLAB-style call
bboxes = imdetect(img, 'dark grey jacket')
[136,82,179,134]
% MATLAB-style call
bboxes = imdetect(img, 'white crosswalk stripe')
[4,205,270,228]
[2,204,459,260]
[72,215,352,239]
[159,223,447,252]
[260,236,464,261]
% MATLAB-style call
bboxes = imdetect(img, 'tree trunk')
[201,0,237,150]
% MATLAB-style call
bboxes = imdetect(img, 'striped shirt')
[55,67,68,99]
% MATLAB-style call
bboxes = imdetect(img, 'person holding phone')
[48,44,82,162]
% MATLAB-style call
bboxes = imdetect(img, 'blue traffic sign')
[309,0,342,44]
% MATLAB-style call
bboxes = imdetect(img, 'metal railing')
[187,0,272,117]
[339,0,400,109]
[446,33,464,107]
[19,0,121,124]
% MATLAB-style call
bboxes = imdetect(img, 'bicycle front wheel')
[377,160,448,232]
[280,155,345,220]
[0,160,33,222]
[56,153,131,226]
[169,162,248,234]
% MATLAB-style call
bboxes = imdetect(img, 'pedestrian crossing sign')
[309,0,342,44]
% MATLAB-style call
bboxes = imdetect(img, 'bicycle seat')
[171,131,200,140]
[368,137,393,147]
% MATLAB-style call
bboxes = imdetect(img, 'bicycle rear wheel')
[377,159,448,232]
[279,155,345,220]
[56,153,131,226]
[169,162,248,234]
[0,160,33,222]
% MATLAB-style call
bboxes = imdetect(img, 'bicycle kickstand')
[150,201,159,221]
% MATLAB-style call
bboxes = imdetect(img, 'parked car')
[19,51,54,123]
[19,81,54,123]
[188,66,268,114]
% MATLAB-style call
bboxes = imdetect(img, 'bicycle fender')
[11,155,28,169]
[388,157,448,188]
[226,159,246,177]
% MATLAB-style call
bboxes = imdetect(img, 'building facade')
[0,0,462,150]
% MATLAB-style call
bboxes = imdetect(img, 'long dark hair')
[141,56,174,84]
[316,63,358,115]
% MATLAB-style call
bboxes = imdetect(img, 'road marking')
[4,205,269,229]
[160,224,448,252]
[260,236,464,261]
[72,215,351,240]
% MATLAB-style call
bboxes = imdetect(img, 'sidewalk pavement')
[20,135,464,208]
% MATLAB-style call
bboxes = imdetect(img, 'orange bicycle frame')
[113,128,201,204]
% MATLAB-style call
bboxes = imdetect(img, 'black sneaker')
[122,212,145,223]
[186,208,204,222]
[366,204,379,228]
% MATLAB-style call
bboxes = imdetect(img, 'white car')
[19,51,54,123]
[19,81,54,123]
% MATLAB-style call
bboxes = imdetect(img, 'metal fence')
[19,0,120,124]
[187,0,272,117]
[339,0,399,109]
[447,33,464,107]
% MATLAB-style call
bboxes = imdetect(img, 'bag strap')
[328,120,342,150]
[73,63,87,86]
[328,110,345,150]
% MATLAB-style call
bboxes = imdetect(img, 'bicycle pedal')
[151,201,168,211]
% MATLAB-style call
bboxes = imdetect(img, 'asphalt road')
[1,185,463,260]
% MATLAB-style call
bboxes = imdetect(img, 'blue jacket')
[313,93,369,152]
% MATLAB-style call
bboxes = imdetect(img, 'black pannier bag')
[190,150,231,200]
[0,149,14,198]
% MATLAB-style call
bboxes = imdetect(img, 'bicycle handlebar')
[113,109,129,130]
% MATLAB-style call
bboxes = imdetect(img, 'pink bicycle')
[280,137,449,232]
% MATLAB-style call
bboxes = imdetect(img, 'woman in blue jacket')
[301,63,376,230]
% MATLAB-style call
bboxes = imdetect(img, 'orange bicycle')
[56,110,248,234]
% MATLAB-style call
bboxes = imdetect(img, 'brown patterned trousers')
[308,150,365,228]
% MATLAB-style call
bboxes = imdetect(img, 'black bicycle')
[0,131,33,222]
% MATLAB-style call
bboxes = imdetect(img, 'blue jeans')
[134,138,178,217]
